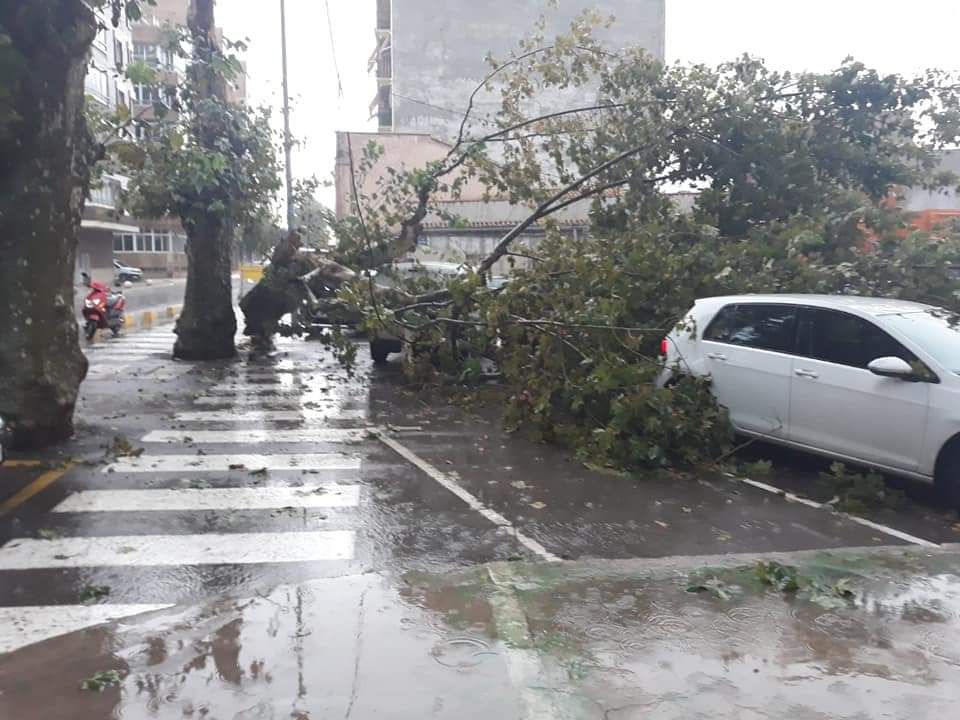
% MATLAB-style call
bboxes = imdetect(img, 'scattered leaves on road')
[686,577,739,601]
[37,528,60,540]
[80,584,111,603]
[80,670,123,692]
[107,435,144,458]
[754,561,801,592]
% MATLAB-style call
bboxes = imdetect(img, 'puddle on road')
[3,552,960,719]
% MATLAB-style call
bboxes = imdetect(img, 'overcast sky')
[216,0,960,210]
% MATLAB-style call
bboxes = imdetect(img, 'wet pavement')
[1,547,959,719]
[2,324,960,717]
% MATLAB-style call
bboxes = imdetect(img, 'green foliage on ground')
[80,670,123,692]
[819,462,904,513]
[689,560,858,609]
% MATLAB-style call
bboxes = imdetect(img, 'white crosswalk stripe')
[103,452,360,473]
[0,531,355,569]
[52,485,361,512]
[174,409,368,422]
[0,340,373,655]
[142,428,368,444]
[193,395,348,406]
[0,605,174,655]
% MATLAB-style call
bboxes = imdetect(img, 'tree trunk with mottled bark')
[174,0,237,360]
[0,1,97,448]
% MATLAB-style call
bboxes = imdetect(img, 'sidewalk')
[1,545,958,719]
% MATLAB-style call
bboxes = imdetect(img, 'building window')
[114,233,136,253]
[377,84,392,129]
[114,38,125,69]
[133,42,159,66]
[134,83,158,105]
[115,230,173,253]
[133,42,173,70]
[93,27,108,52]
[85,65,110,102]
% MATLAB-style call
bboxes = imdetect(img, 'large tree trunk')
[174,0,236,360]
[174,216,237,359]
[0,1,96,448]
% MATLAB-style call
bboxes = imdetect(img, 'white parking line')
[52,485,361,513]
[142,429,368,444]
[103,453,360,473]
[376,431,561,563]
[0,604,173,655]
[730,475,939,547]
[0,530,356,569]
[174,409,368,422]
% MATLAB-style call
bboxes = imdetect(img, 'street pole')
[280,0,295,232]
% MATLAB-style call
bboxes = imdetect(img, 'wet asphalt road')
[1,324,957,619]
[1,320,960,717]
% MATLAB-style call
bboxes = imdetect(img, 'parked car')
[369,261,468,363]
[659,294,960,502]
[113,258,143,284]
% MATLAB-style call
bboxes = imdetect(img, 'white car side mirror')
[867,356,915,380]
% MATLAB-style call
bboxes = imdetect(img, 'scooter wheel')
[84,321,97,341]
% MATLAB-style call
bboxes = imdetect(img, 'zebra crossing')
[0,332,377,654]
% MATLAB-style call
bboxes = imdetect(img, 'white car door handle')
[707,352,727,361]
[794,368,819,379]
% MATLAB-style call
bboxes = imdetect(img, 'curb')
[86,305,182,343]
[127,304,181,332]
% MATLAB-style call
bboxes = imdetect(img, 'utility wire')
[323,0,344,99]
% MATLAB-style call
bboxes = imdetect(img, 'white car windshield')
[883,310,960,373]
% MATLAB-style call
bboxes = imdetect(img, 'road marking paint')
[85,363,133,376]
[84,351,172,359]
[0,604,173,655]
[89,338,175,347]
[376,431,561,562]
[193,394,351,405]
[142,428,368,444]
[0,464,72,517]
[174,409,368,422]
[729,474,939,547]
[0,530,355,569]
[203,384,310,395]
[486,565,567,719]
[103,453,360,473]
[52,484,360,512]
[1,460,46,469]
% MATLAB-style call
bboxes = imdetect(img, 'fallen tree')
[243,12,960,469]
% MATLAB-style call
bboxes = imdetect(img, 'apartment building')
[78,7,141,285]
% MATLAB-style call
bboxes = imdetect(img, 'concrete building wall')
[143,0,189,27]
[386,0,665,139]
[902,149,960,212]
[334,131,491,219]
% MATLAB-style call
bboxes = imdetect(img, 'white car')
[660,294,960,501]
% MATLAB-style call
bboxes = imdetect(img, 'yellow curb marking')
[0,463,73,517]
[2,460,46,469]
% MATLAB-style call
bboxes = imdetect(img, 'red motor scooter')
[81,273,126,341]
